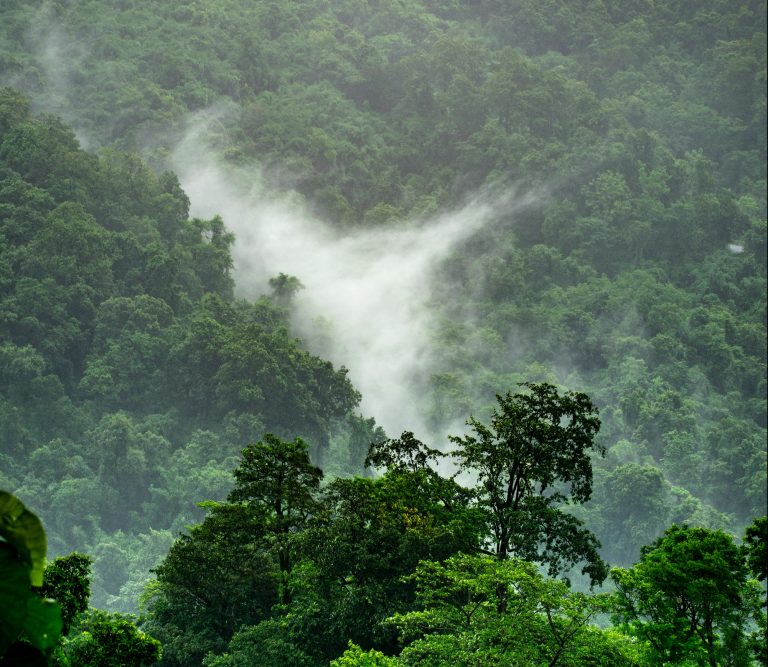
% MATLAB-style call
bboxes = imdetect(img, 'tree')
[365,431,444,474]
[612,524,763,666]
[268,273,304,305]
[330,642,396,667]
[78,295,176,413]
[174,296,361,461]
[744,516,767,582]
[24,540,162,667]
[200,619,315,667]
[60,610,161,667]
[189,215,235,299]
[228,435,323,605]
[744,516,768,665]
[593,464,671,566]
[40,553,92,635]
[387,554,638,667]
[285,463,483,660]
[449,383,607,585]
[0,87,31,141]
[145,501,277,667]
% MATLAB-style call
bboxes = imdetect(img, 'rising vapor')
[172,118,540,441]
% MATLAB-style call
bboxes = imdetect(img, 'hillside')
[0,0,765,664]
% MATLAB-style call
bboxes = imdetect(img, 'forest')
[0,0,766,665]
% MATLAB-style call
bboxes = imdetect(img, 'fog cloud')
[21,11,92,146]
[173,117,541,442]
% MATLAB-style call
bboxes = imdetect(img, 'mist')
[1,5,545,444]
[172,120,541,442]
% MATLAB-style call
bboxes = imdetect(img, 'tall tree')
[449,383,607,585]
[228,434,323,605]
[288,464,482,660]
[268,272,304,305]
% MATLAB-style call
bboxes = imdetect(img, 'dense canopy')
[0,0,765,664]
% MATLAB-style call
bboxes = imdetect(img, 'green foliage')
[228,435,323,604]
[174,295,361,461]
[612,524,764,666]
[0,490,63,664]
[584,463,733,567]
[144,502,278,666]
[290,468,482,659]
[40,553,92,635]
[450,383,608,584]
[0,548,63,662]
[0,489,48,587]
[0,86,367,611]
[201,620,314,667]
[330,642,396,667]
[744,516,768,583]
[148,434,482,665]
[0,0,765,662]
[365,431,444,474]
[57,610,161,667]
[145,436,325,664]
[387,554,642,667]
[267,272,304,305]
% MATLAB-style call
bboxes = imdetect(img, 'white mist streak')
[173,128,537,439]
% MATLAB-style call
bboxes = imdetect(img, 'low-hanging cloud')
[12,8,93,147]
[3,14,546,443]
[172,115,542,443]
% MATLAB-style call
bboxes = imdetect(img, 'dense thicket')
[0,0,765,662]
[0,88,372,609]
[3,1,763,531]
[144,425,766,666]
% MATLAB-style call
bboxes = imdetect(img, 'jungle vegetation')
[0,0,765,664]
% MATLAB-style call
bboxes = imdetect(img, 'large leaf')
[0,544,29,656]
[22,596,63,652]
[0,491,47,586]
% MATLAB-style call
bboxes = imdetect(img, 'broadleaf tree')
[449,383,607,585]
[227,434,323,605]
[612,524,764,667]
